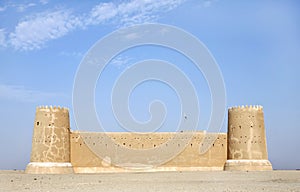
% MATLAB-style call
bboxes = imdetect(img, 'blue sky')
[0,0,299,170]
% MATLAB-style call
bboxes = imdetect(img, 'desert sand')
[0,170,299,192]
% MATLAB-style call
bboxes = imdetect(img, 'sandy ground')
[0,170,299,192]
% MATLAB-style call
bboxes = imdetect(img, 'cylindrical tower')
[26,106,73,174]
[224,105,272,171]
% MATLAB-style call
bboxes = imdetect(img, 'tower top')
[228,105,263,112]
[36,105,69,112]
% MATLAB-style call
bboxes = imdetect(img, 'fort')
[25,105,272,174]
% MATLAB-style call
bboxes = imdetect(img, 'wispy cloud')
[15,3,37,12]
[87,0,185,27]
[110,55,133,69]
[9,10,83,50]
[0,84,67,103]
[0,2,41,13]
[39,0,49,5]
[4,0,186,51]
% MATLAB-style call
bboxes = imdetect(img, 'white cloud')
[87,2,118,25]
[0,2,38,13]
[87,0,186,27]
[0,84,67,103]
[110,55,133,69]
[16,3,36,12]
[7,0,185,51]
[9,10,82,50]
[39,0,49,5]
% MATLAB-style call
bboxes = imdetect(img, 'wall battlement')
[228,105,263,112]
[26,105,272,173]
[36,105,69,112]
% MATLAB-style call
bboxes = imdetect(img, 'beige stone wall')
[26,105,273,173]
[70,132,227,172]
[227,106,269,160]
[29,106,71,162]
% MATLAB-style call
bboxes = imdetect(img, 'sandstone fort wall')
[26,105,272,173]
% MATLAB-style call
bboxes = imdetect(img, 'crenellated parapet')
[228,105,263,112]
[37,105,69,111]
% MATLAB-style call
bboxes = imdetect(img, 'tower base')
[25,162,74,174]
[224,160,272,171]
